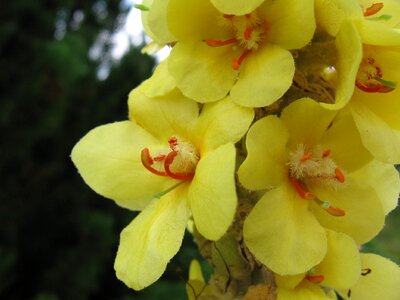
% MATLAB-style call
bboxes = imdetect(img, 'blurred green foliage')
[0,1,398,300]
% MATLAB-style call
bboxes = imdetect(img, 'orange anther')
[306,275,325,284]
[244,26,253,40]
[322,149,331,158]
[232,49,252,70]
[325,205,346,217]
[335,167,345,183]
[363,3,384,17]
[300,150,313,161]
[223,14,234,19]
[205,38,237,47]
[290,177,315,200]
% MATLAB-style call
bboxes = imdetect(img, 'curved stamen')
[206,38,237,47]
[232,49,252,70]
[141,148,168,176]
[356,81,396,93]
[364,3,384,17]
[290,177,315,199]
[164,151,195,180]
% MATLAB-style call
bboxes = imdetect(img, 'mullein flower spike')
[70,0,400,297]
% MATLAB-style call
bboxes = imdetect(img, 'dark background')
[0,1,398,299]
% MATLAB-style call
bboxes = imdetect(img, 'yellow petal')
[71,121,171,210]
[260,0,315,50]
[140,60,176,98]
[114,184,190,290]
[310,178,385,244]
[357,20,400,46]
[350,160,400,214]
[230,45,294,107]
[280,98,337,148]
[167,0,226,40]
[237,116,289,190]
[339,253,400,300]
[332,21,362,110]
[192,96,254,153]
[350,100,400,164]
[315,230,361,290]
[128,87,199,141]
[322,21,362,110]
[210,0,265,15]
[320,110,372,172]
[146,0,176,43]
[188,143,237,241]
[244,184,327,275]
[275,273,305,290]
[168,41,237,103]
[277,282,331,300]
[314,0,362,36]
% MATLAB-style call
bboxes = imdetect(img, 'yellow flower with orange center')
[238,99,395,275]
[144,0,316,107]
[71,85,254,290]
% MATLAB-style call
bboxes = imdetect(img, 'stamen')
[363,3,384,17]
[356,57,396,93]
[290,177,315,199]
[232,49,252,70]
[300,150,313,161]
[244,26,253,40]
[322,149,331,158]
[205,38,237,47]
[141,148,168,176]
[223,14,234,19]
[335,167,345,183]
[314,198,345,217]
[356,81,396,93]
[305,275,325,284]
[168,137,178,149]
[164,151,195,180]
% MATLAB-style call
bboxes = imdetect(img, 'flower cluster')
[72,0,400,299]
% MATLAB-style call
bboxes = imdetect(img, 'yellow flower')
[145,0,315,107]
[71,87,254,290]
[238,98,388,275]
[338,253,400,300]
[316,0,400,163]
[275,230,361,300]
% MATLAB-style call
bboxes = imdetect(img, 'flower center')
[205,12,268,70]
[356,56,397,93]
[287,144,346,217]
[141,136,200,180]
